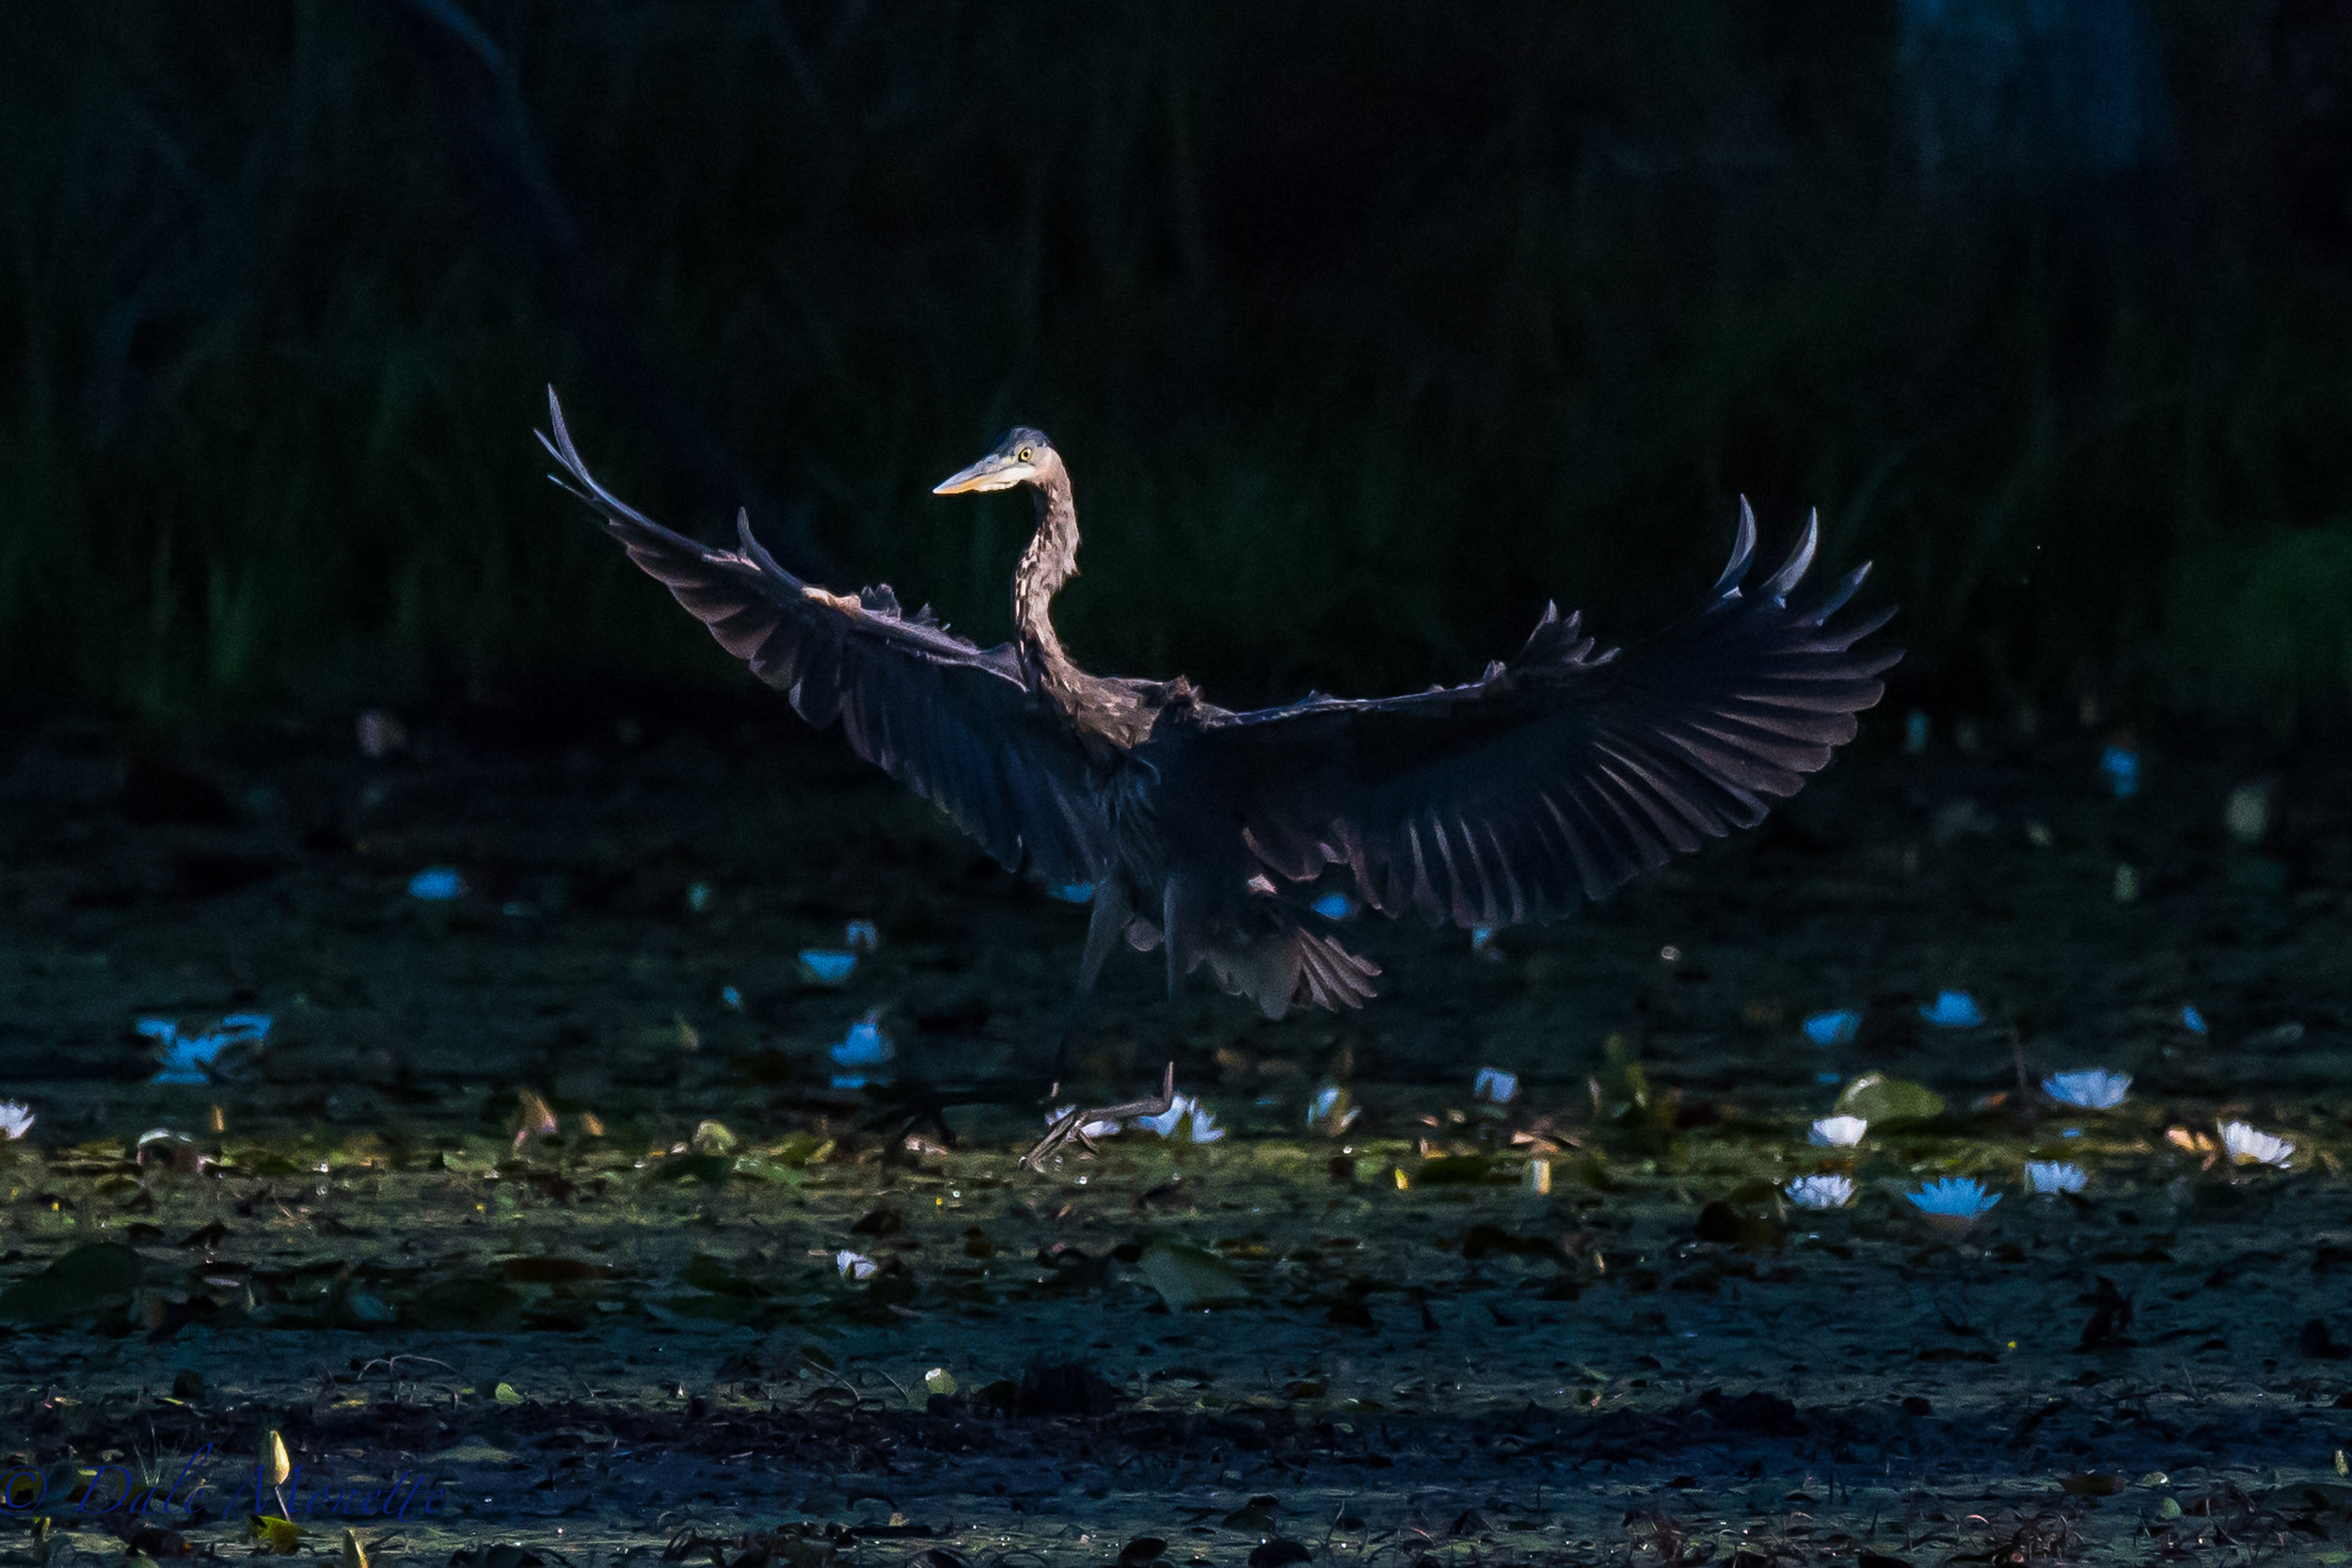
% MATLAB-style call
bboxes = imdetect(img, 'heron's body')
[541,394,1898,1020]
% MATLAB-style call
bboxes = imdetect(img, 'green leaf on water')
[683,1253,756,1296]
[731,1153,807,1186]
[767,1133,835,1167]
[1415,1154,1499,1185]
[404,1275,524,1331]
[249,1516,305,1555]
[493,1382,522,1404]
[340,1291,398,1326]
[500,1256,611,1284]
[1138,1243,1247,1311]
[1835,1071,1945,1125]
[441,1137,506,1177]
[645,1152,733,1184]
[0,1242,142,1323]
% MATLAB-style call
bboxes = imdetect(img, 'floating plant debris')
[1472,1067,1518,1104]
[2100,745,2140,799]
[829,1011,894,1087]
[798,949,858,986]
[144,1014,271,1085]
[406,866,465,901]
[1917,990,1983,1028]
[1803,1009,1861,1047]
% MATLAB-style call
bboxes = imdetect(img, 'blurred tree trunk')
[1899,0,2171,180]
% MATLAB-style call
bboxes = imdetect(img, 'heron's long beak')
[932,453,1033,495]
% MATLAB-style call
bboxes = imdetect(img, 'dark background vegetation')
[5,2,2350,730]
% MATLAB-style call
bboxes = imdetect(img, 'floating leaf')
[342,1291,397,1326]
[493,1382,522,1404]
[404,1275,523,1331]
[1137,1243,1247,1311]
[644,1152,733,1184]
[1248,1544,1311,1568]
[1695,1199,1786,1250]
[684,1254,757,1296]
[1415,1154,1499,1185]
[1460,1224,1560,1262]
[1835,1072,1945,1125]
[0,1242,142,1323]
[249,1516,304,1555]
[500,1256,611,1285]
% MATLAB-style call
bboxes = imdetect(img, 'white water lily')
[2217,1120,2293,1167]
[2025,1161,2087,1195]
[1786,1174,1854,1210]
[834,1250,879,1280]
[1808,1115,1868,1148]
[0,1101,32,1140]
[1136,1094,1197,1137]
[1133,1093,1221,1142]
[1907,1176,2000,1227]
[2042,1069,2130,1110]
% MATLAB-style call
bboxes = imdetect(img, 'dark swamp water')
[4,707,2352,1565]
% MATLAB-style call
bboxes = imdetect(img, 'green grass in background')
[1,3,2347,728]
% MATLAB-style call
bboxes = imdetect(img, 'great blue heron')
[539,391,1897,1157]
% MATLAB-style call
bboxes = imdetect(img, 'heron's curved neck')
[1014,465,1081,686]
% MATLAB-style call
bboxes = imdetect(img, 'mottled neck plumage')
[1014,462,1082,689]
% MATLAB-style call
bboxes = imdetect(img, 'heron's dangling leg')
[1049,879,1132,1083]
[1021,1061,1175,1170]
[1162,876,1186,1004]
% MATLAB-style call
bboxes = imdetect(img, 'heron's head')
[932,427,1059,496]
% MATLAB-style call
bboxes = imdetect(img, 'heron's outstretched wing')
[1200,505,1897,927]
[539,389,1112,882]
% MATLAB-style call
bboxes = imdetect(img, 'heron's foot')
[1020,1062,1176,1170]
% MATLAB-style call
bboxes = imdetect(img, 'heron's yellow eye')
[1018,446,1034,463]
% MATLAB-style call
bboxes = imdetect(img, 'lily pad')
[0,1242,142,1323]
[1137,1243,1247,1311]
[1835,1071,1945,1126]
[404,1274,523,1331]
